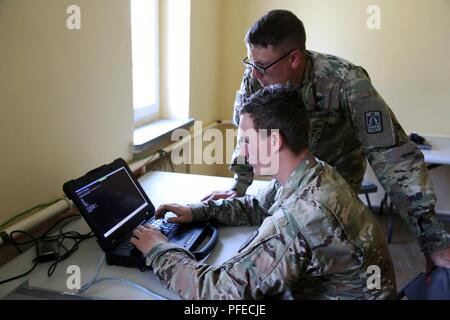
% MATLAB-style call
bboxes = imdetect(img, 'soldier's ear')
[271,131,282,152]
[289,50,304,70]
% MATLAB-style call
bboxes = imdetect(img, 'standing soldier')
[202,10,450,269]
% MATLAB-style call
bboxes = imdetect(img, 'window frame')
[131,0,160,125]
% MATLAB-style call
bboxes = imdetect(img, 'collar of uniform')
[274,157,319,205]
[298,51,316,111]
[299,51,314,90]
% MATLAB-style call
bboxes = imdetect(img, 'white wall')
[0,0,134,224]
[189,0,222,125]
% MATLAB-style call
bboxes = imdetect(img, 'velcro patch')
[348,94,396,149]
[365,111,383,134]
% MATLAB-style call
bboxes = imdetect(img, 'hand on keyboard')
[154,204,193,224]
[130,224,169,256]
[149,218,177,236]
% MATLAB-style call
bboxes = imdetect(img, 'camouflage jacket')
[146,159,396,300]
[230,50,449,254]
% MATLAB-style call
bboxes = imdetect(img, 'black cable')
[53,215,94,275]
[0,260,39,285]
[47,230,93,277]
[0,214,94,285]
[8,215,81,247]
[45,217,94,276]
[0,231,39,285]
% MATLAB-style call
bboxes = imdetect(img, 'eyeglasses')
[242,49,296,75]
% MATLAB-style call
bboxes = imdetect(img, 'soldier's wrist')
[188,203,209,222]
[231,182,248,197]
[146,243,195,267]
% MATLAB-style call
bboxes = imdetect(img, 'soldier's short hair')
[245,10,306,53]
[240,83,309,154]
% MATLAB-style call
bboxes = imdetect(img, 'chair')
[397,267,450,300]
[380,194,395,243]
[360,182,397,243]
[358,180,378,212]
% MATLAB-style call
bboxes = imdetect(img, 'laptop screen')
[74,166,149,238]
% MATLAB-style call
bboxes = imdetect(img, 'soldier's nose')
[239,142,248,159]
[251,67,263,81]
[239,145,246,158]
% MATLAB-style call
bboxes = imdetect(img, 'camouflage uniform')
[231,50,449,254]
[146,159,396,300]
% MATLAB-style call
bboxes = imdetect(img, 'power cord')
[46,215,93,276]
[0,215,94,285]
[0,230,39,285]
[79,253,165,300]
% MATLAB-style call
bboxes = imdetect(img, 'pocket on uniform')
[237,214,285,254]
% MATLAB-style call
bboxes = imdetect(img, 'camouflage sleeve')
[229,144,254,196]
[343,66,450,254]
[229,68,263,195]
[145,212,311,299]
[188,180,278,226]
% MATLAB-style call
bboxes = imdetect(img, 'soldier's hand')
[201,190,238,202]
[130,224,168,255]
[426,247,450,272]
[155,204,193,224]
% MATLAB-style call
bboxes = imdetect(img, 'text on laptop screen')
[74,167,148,238]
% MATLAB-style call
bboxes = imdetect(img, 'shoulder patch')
[346,75,396,149]
[365,111,383,134]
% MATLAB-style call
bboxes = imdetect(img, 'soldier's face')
[239,113,279,176]
[246,44,294,87]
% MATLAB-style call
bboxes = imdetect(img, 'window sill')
[133,118,195,154]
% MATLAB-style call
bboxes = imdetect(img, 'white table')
[421,135,450,220]
[0,172,269,300]
[421,135,450,167]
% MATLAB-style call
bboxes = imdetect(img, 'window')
[131,0,159,123]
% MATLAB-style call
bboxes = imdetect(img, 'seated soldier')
[131,84,397,300]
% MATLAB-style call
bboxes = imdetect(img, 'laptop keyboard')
[120,242,135,250]
[149,218,177,236]
[120,218,178,250]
